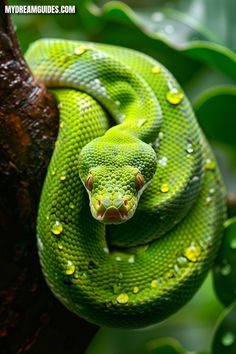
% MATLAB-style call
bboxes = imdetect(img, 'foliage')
[11,0,236,353]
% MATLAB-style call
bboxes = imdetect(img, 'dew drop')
[160,183,169,193]
[177,256,188,267]
[165,24,175,34]
[209,188,215,194]
[183,242,201,262]
[128,255,135,263]
[151,12,164,22]
[221,264,232,276]
[65,261,75,275]
[116,293,129,304]
[186,143,194,154]
[158,156,168,167]
[205,196,212,205]
[60,173,67,181]
[103,247,109,254]
[166,87,183,105]
[133,286,139,294]
[158,132,164,140]
[151,279,158,288]
[74,45,87,55]
[230,238,236,250]
[115,256,121,261]
[205,159,215,171]
[192,176,200,183]
[58,242,63,250]
[51,221,63,235]
[221,331,235,347]
[60,122,64,128]
[51,170,56,176]
[152,66,161,74]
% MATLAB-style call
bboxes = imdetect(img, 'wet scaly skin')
[26,39,226,328]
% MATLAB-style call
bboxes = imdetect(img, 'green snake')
[26,39,226,328]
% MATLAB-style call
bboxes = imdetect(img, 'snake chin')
[93,206,133,224]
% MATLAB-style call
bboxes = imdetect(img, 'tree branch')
[0,1,98,352]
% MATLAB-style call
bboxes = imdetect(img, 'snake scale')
[26,39,226,328]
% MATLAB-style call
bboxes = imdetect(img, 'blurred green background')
[10,0,236,353]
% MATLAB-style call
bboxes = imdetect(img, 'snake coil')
[26,39,226,328]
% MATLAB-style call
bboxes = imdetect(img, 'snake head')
[79,134,157,224]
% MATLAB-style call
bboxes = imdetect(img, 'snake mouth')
[96,207,129,224]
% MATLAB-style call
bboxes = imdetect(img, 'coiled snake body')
[26,39,226,328]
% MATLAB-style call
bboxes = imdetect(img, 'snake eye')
[135,173,144,191]
[85,174,94,191]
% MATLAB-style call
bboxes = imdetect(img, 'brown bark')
[0,1,98,353]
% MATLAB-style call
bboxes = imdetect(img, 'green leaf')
[213,219,236,307]
[79,0,236,82]
[146,337,185,354]
[194,86,236,149]
[97,0,236,52]
[212,303,236,354]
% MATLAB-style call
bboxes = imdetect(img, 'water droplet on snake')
[58,242,63,250]
[205,159,215,171]
[205,196,212,204]
[128,255,135,263]
[192,176,199,183]
[133,286,139,294]
[158,132,164,140]
[69,202,75,209]
[160,183,170,193]
[158,156,168,167]
[186,143,194,154]
[221,332,235,347]
[116,293,129,304]
[152,66,161,74]
[74,45,87,55]
[51,170,56,176]
[60,173,67,181]
[65,261,75,275]
[183,242,201,262]
[177,256,188,267]
[166,87,183,105]
[151,279,158,288]
[115,256,121,261]
[51,221,63,235]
